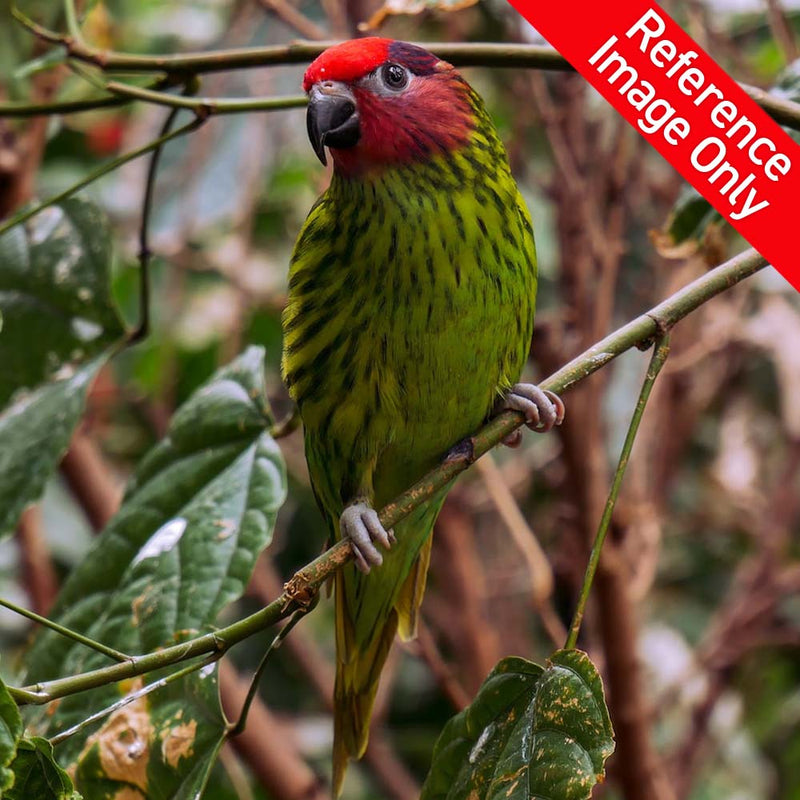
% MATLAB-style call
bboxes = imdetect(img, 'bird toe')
[503,384,565,434]
[340,502,392,573]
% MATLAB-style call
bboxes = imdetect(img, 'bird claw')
[339,502,394,574]
[502,383,565,435]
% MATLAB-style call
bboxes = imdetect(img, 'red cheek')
[330,76,474,175]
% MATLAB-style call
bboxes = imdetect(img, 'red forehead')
[303,38,391,92]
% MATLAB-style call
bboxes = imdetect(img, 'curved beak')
[306,82,360,166]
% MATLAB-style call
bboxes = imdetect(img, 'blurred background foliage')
[1,0,800,798]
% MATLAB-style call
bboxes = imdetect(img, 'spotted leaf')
[0,198,125,539]
[22,347,286,799]
[421,650,614,800]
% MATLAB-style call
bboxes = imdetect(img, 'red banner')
[509,1,800,290]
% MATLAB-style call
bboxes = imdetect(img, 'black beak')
[307,82,360,166]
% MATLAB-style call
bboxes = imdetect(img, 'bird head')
[303,38,475,177]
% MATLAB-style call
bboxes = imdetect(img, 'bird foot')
[501,383,565,442]
[339,502,395,574]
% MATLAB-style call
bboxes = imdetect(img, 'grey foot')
[502,384,565,436]
[340,502,395,574]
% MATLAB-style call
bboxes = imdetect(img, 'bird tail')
[332,576,398,796]
[331,495,446,795]
[331,534,434,795]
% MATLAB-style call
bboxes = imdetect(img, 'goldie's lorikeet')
[282,38,563,794]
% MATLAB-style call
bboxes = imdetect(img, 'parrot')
[281,38,564,794]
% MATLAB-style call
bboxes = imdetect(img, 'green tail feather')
[332,604,398,796]
[332,497,444,794]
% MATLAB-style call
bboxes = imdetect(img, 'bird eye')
[380,63,409,90]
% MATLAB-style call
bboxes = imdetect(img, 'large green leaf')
[0,198,123,404]
[4,738,81,800]
[421,650,615,800]
[0,675,23,792]
[0,357,104,540]
[0,198,125,539]
[69,669,224,800]
[23,346,287,799]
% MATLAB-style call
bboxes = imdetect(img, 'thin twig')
[49,654,220,745]
[475,455,566,648]
[218,745,257,800]
[270,405,302,439]
[0,92,137,117]
[476,455,554,600]
[9,12,570,73]
[414,623,471,710]
[565,335,671,649]
[129,86,194,344]
[0,597,130,662]
[255,0,328,40]
[739,82,800,129]
[218,661,327,800]
[227,607,310,738]
[763,0,800,62]
[104,80,307,116]
[247,560,421,800]
[62,0,84,44]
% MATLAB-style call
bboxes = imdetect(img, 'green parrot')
[281,37,563,794]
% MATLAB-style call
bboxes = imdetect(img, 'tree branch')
[9,12,568,74]
[8,246,767,707]
[6,18,800,132]
[103,81,306,116]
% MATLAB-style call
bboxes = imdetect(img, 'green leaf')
[772,58,800,107]
[0,675,23,792]
[12,48,68,81]
[0,198,125,539]
[70,667,224,800]
[0,198,123,405]
[23,347,286,799]
[0,1,64,98]
[421,651,614,800]
[657,57,800,251]
[5,737,81,800]
[655,184,723,256]
[0,357,104,540]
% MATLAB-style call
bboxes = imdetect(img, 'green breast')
[282,121,536,512]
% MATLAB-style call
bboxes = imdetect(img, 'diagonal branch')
[286,247,767,596]
[7,246,767,707]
